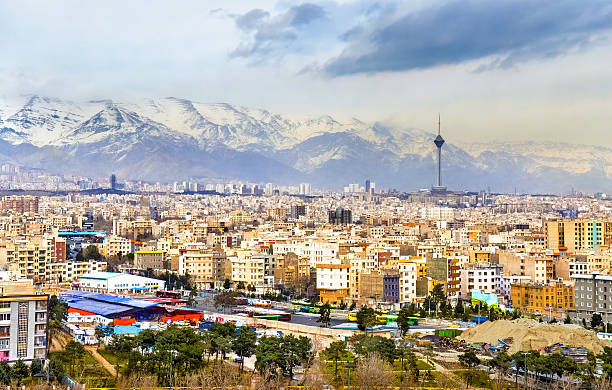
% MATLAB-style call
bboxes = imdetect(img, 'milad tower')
[431,115,447,193]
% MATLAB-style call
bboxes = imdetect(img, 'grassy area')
[454,369,493,389]
[49,350,115,388]
[391,358,434,372]
[98,348,128,369]
[322,358,445,388]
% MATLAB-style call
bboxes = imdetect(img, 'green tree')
[48,358,65,383]
[356,306,377,334]
[95,324,115,345]
[82,245,103,260]
[236,281,245,290]
[223,278,231,289]
[282,334,313,378]
[65,340,86,375]
[458,350,481,388]
[489,351,512,379]
[135,328,156,349]
[459,350,481,368]
[30,358,44,377]
[351,334,396,364]
[0,362,11,385]
[349,301,356,311]
[11,359,30,385]
[187,286,198,307]
[600,346,612,378]
[397,307,412,337]
[564,315,572,324]
[323,341,347,378]
[454,300,465,316]
[431,283,446,304]
[48,295,68,344]
[577,351,597,388]
[317,302,331,328]
[591,313,603,329]
[255,336,286,376]
[231,326,257,371]
[396,343,419,384]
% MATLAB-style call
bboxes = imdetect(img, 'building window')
[17,302,28,358]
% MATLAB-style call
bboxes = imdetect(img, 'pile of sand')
[458,318,611,354]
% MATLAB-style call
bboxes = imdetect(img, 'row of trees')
[322,334,421,386]
[0,358,64,386]
[104,323,313,385]
[456,346,612,389]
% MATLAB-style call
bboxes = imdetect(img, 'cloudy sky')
[1,0,611,145]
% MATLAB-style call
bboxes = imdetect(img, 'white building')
[459,265,503,300]
[398,260,418,305]
[77,272,165,294]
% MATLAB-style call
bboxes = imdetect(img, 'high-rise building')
[0,281,49,362]
[328,207,352,225]
[290,204,306,220]
[110,174,117,190]
[365,179,371,193]
[432,115,447,193]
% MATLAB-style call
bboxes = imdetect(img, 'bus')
[299,306,318,314]
[348,313,418,325]
[156,290,183,299]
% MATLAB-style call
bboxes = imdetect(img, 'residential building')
[573,272,612,323]
[0,281,48,362]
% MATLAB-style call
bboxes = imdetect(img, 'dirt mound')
[458,318,611,354]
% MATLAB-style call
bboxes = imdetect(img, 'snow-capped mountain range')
[0,95,611,193]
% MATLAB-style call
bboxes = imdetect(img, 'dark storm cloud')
[231,3,325,58]
[325,0,612,76]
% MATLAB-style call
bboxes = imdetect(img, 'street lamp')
[33,372,45,390]
[168,350,178,389]
[345,361,355,390]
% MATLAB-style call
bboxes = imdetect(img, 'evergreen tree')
[397,307,412,337]
[317,302,332,328]
[356,306,377,334]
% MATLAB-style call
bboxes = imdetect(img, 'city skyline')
[1,0,611,145]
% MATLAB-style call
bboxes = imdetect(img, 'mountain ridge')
[0,95,610,193]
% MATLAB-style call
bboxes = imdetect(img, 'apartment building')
[545,219,606,252]
[102,236,132,258]
[178,247,226,290]
[0,240,47,281]
[572,272,612,323]
[510,281,574,314]
[459,264,503,300]
[46,260,107,282]
[398,259,418,305]
[0,281,48,362]
[316,263,350,305]
[134,250,165,270]
[1,196,39,214]
[273,252,309,290]
[426,255,460,301]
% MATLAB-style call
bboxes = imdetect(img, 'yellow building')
[545,219,607,252]
[510,281,574,314]
[0,240,47,281]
